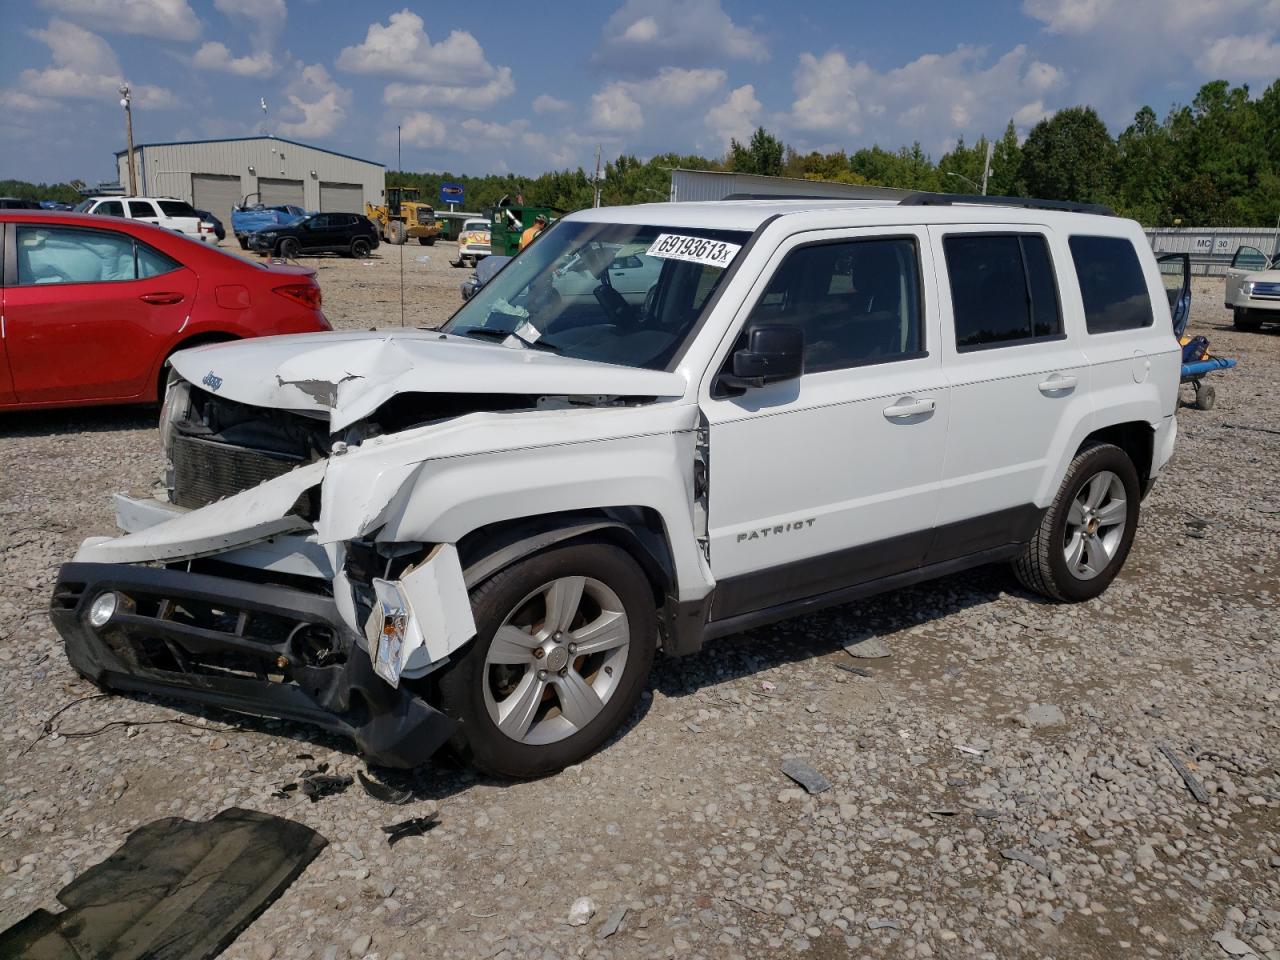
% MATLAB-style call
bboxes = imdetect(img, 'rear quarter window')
[158,200,199,218]
[1068,236,1154,334]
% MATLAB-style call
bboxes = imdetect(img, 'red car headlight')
[273,283,322,311]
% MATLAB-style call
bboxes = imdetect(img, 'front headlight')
[158,377,190,459]
[1243,281,1254,296]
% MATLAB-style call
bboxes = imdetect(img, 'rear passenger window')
[745,237,924,373]
[1069,236,1153,333]
[128,200,156,218]
[944,234,1061,350]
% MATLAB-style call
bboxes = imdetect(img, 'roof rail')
[720,192,855,201]
[898,192,1115,216]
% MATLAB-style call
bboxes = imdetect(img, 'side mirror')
[721,324,804,390]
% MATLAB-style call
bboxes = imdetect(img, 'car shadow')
[64,564,1027,805]
[0,404,158,438]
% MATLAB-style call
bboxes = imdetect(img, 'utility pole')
[397,123,405,328]
[119,83,137,196]
[592,144,602,208]
[980,139,994,196]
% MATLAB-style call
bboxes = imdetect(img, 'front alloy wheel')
[483,576,630,745]
[438,541,656,777]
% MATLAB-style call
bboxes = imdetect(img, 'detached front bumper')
[49,562,456,768]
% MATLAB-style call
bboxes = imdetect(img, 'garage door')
[320,182,363,213]
[259,178,305,208]
[191,174,242,230]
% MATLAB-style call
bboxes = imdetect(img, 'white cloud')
[1,90,58,112]
[1022,0,1280,120]
[596,0,767,72]
[338,9,514,112]
[19,19,178,109]
[787,44,1065,150]
[338,9,499,81]
[590,84,645,131]
[1197,32,1280,78]
[706,84,761,146]
[1022,0,1114,33]
[213,0,285,44]
[38,0,200,42]
[398,111,448,148]
[276,64,350,139]
[532,93,571,114]
[383,67,515,110]
[194,42,275,78]
[587,66,726,132]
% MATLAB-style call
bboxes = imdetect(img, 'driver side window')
[745,237,925,374]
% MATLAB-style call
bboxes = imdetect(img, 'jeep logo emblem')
[202,371,223,391]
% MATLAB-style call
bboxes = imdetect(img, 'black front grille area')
[416,208,434,226]
[171,434,310,514]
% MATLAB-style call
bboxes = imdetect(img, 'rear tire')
[419,237,436,246]
[1195,383,1216,410]
[1233,307,1262,331]
[237,237,249,251]
[1013,442,1141,602]
[438,542,657,778]
[278,237,299,259]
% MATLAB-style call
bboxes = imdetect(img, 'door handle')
[139,292,184,305]
[882,396,936,419]
[1038,374,1078,394]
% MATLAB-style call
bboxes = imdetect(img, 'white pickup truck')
[51,194,1187,777]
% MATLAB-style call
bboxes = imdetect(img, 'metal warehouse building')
[114,136,385,227]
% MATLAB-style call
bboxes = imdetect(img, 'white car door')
[701,226,949,623]
[929,225,1092,562]
[1225,245,1270,308]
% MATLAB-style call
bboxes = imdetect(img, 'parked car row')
[74,196,219,244]
[0,211,330,411]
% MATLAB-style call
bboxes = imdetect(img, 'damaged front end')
[50,385,475,768]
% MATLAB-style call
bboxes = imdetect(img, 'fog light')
[88,592,118,628]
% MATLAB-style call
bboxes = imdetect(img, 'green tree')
[986,120,1023,197]
[1019,106,1117,203]
[1113,105,1175,223]
[728,127,784,176]
[937,135,990,194]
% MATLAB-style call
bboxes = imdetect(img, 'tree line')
[386,79,1278,228]
[6,80,1275,226]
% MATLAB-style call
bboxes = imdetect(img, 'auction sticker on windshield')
[646,233,741,268]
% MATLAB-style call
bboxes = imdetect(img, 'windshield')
[442,220,749,370]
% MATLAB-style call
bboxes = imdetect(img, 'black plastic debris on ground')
[300,773,353,802]
[358,769,413,805]
[780,758,831,795]
[382,812,440,846]
[0,807,326,960]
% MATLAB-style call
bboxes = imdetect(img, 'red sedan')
[0,211,330,410]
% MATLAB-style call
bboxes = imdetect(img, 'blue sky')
[2,0,1278,185]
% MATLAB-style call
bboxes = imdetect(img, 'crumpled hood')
[170,330,688,431]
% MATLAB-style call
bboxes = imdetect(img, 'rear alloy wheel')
[278,237,299,259]
[1233,307,1262,331]
[438,542,656,778]
[1013,442,1140,602]
[351,237,371,258]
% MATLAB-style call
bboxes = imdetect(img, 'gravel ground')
[1,258,1277,960]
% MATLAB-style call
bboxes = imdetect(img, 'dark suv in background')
[249,212,380,259]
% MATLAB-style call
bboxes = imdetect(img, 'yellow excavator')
[365,187,441,245]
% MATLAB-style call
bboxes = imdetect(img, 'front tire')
[1013,442,1140,602]
[278,237,299,259]
[438,542,656,778]
[386,221,407,245]
[1233,307,1262,331]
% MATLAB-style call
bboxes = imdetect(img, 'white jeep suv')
[52,195,1187,778]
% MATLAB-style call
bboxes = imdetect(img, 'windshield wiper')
[455,326,514,342]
